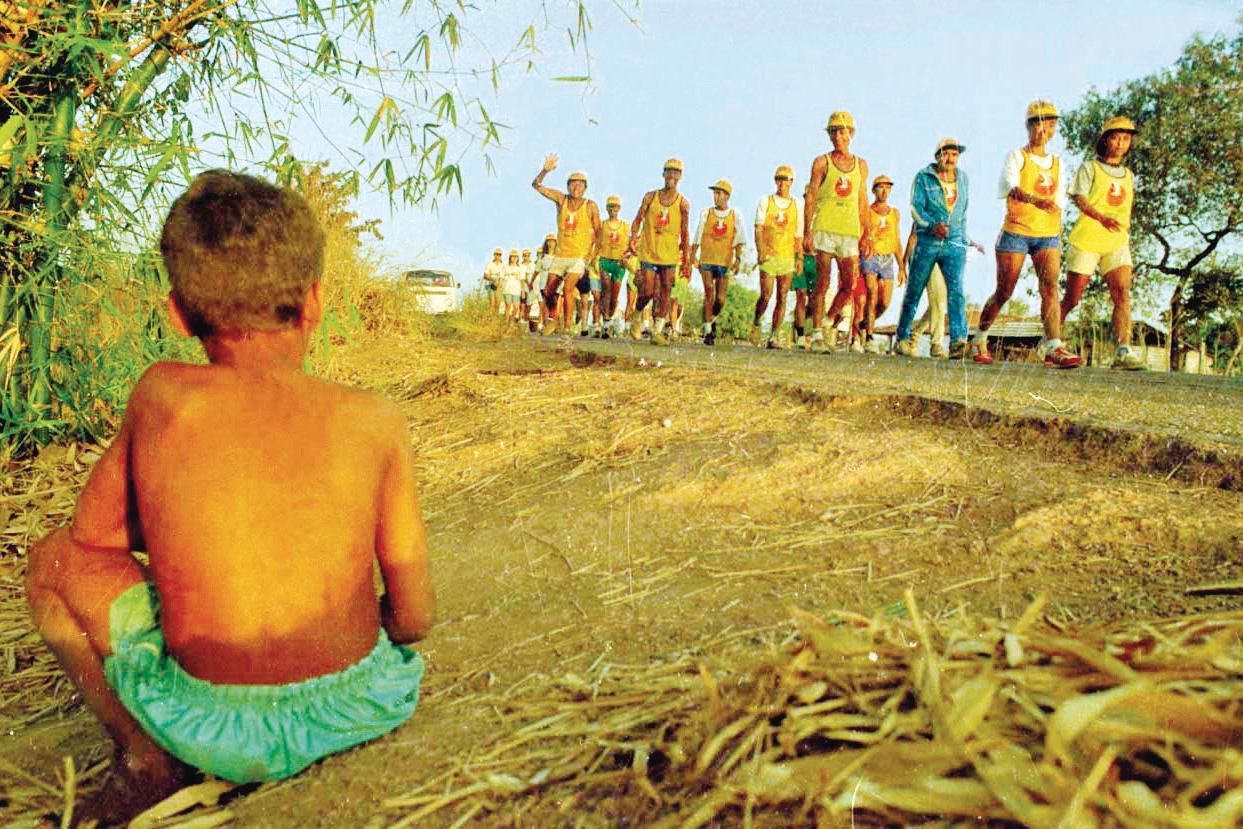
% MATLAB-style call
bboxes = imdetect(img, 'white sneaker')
[850,340,864,353]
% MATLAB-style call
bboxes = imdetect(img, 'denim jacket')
[910,164,969,243]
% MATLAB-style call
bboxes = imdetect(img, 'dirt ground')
[2,332,1241,827]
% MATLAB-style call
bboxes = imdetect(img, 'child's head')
[160,170,325,338]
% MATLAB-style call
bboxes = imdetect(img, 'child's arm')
[374,404,436,643]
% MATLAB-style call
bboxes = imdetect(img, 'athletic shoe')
[767,337,779,350]
[703,330,716,346]
[970,340,994,364]
[652,328,669,346]
[629,318,644,341]
[749,325,762,347]
[824,328,838,351]
[1044,346,1083,369]
[1113,348,1145,371]
[866,339,882,354]
[580,327,590,337]
[601,327,610,340]
[894,338,917,357]
[947,340,968,360]
[850,340,864,353]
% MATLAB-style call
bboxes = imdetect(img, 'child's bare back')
[26,170,435,824]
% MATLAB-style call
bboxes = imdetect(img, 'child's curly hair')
[160,170,325,337]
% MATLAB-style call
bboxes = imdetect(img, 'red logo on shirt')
[877,216,888,231]
[711,218,728,237]
[774,210,788,227]
[656,207,670,229]
[1106,182,1126,207]
[564,211,576,230]
[1035,173,1055,197]
[834,175,852,197]
[608,230,619,244]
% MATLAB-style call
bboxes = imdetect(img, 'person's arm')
[587,201,601,263]
[629,191,653,253]
[804,155,826,251]
[375,404,436,643]
[754,198,767,262]
[731,209,746,271]
[902,225,917,275]
[531,153,564,204]
[857,158,873,257]
[892,207,906,283]
[679,195,691,262]
[794,197,805,261]
[689,209,706,265]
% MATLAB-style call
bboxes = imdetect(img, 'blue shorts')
[103,583,424,783]
[861,254,897,280]
[699,264,729,278]
[640,262,678,275]
[996,230,1061,255]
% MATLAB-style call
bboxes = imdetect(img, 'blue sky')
[319,0,1238,322]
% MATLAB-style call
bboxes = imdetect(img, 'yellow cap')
[1100,115,1137,136]
[871,175,893,190]
[544,233,556,242]
[708,178,733,195]
[493,247,503,255]
[508,249,518,258]
[605,194,621,207]
[826,111,856,133]
[522,248,531,255]
[1025,99,1059,121]
[567,171,587,184]
[663,158,683,172]
[773,165,794,180]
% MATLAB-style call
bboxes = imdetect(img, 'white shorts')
[813,231,860,259]
[547,256,587,277]
[758,257,796,277]
[1065,243,1132,276]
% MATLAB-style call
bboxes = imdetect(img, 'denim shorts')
[861,254,897,280]
[996,230,1061,255]
[640,261,678,275]
[699,264,729,278]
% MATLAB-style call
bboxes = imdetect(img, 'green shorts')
[103,583,424,783]
[791,255,818,292]
[599,258,627,282]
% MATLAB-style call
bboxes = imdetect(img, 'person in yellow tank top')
[690,179,746,346]
[803,111,873,352]
[974,101,1082,368]
[1060,116,1144,370]
[531,153,600,335]
[752,165,805,348]
[858,175,906,353]
[596,195,630,338]
[629,158,691,345]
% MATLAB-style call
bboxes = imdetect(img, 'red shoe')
[970,340,994,364]
[1044,346,1083,369]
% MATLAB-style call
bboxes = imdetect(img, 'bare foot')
[72,748,196,827]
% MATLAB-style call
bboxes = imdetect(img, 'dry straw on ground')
[380,591,1243,828]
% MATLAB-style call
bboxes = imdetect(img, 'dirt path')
[4,334,1240,827]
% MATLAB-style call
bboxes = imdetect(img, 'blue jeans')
[897,236,967,343]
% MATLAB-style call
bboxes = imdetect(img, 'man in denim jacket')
[894,138,972,359]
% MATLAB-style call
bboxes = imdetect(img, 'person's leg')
[824,256,859,328]
[770,273,792,343]
[977,251,1025,347]
[896,241,936,343]
[713,275,730,317]
[542,275,563,331]
[754,273,773,325]
[875,277,893,320]
[863,272,879,340]
[700,266,716,327]
[937,245,969,346]
[26,530,192,820]
[1032,246,1064,342]
[1061,272,1092,322]
[794,289,808,337]
[810,251,833,332]
[928,267,947,349]
[1105,265,1134,346]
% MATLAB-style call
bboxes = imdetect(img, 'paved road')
[552,335,1243,452]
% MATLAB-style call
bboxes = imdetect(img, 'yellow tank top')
[870,205,900,255]
[1002,150,1061,237]
[811,155,863,238]
[599,218,629,260]
[1067,161,1134,254]
[639,192,684,266]
[557,199,594,258]
[760,196,799,260]
[698,209,737,267]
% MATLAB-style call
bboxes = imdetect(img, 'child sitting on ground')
[25,170,436,825]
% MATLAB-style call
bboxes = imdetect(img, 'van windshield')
[404,270,453,287]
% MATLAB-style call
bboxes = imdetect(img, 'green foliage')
[1061,22,1243,368]
[1,0,619,448]
[714,282,761,341]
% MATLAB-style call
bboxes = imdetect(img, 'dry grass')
[378,594,1243,827]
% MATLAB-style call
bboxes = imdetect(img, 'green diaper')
[103,583,424,783]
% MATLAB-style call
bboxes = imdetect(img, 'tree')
[1061,23,1243,371]
[0,0,610,447]
[1181,258,1243,375]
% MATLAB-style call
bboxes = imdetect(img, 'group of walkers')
[509,100,1144,369]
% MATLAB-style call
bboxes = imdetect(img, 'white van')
[402,269,460,314]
